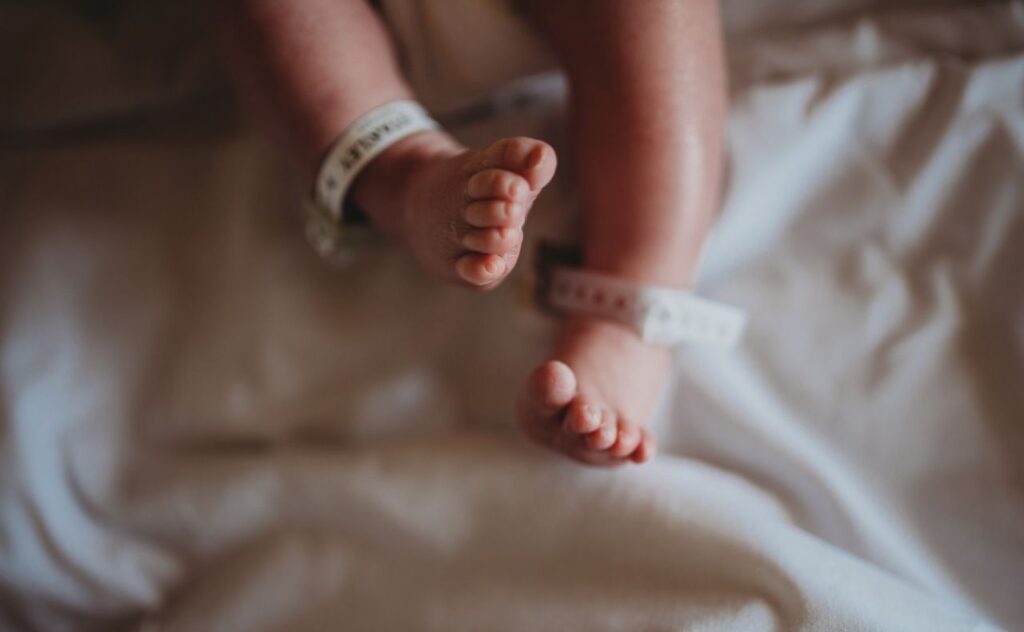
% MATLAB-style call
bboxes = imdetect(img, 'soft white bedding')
[0,2,1021,631]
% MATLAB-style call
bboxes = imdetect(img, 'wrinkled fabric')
[0,1,1021,631]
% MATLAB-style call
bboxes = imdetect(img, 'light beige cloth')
[0,1,1022,631]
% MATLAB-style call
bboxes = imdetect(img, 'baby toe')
[525,361,577,413]
[517,360,578,446]
[463,200,525,228]
[564,398,602,435]
[584,407,618,451]
[482,137,534,168]
[480,137,557,191]
[609,419,642,459]
[631,429,657,464]
[521,142,557,191]
[461,227,522,256]
[455,253,507,287]
[467,169,530,201]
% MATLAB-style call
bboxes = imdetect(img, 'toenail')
[583,404,599,424]
[485,257,504,276]
[509,180,524,198]
[527,146,543,169]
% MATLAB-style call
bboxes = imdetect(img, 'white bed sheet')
[0,2,1021,631]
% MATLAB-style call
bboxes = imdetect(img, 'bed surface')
[0,2,1021,630]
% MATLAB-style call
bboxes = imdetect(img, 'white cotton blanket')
[0,2,1021,631]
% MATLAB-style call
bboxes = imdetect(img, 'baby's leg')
[516,0,727,465]
[211,0,556,288]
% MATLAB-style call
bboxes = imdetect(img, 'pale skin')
[211,0,726,466]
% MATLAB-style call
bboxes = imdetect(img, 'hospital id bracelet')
[307,100,440,260]
[546,266,747,349]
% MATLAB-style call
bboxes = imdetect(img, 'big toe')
[563,397,603,435]
[454,253,508,288]
[479,136,557,193]
[517,361,577,443]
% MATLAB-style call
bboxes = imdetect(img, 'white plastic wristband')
[307,100,439,259]
[547,267,747,348]
[313,100,439,219]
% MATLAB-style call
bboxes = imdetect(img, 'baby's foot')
[517,316,671,466]
[351,131,556,288]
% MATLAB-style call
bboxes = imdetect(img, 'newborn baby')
[211,0,728,466]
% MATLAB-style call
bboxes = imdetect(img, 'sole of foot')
[353,132,557,289]
[516,317,671,467]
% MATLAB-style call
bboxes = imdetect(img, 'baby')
[211,0,727,466]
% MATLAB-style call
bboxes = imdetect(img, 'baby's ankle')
[558,314,659,353]
[349,130,464,237]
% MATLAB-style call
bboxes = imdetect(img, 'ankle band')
[547,267,747,349]
[308,100,439,259]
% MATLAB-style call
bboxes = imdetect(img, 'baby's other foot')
[516,317,670,466]
[352,132,556,289]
